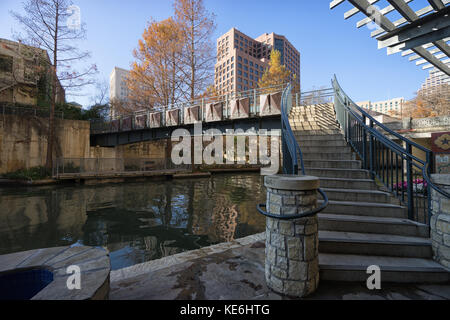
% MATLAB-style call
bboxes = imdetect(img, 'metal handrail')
[257,84,329,220]
[332,75,449,224]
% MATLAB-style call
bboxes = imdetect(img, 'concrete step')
[321,188,399,204]
[319,231,432,258]
[303,160,361,169]
[319,177,379,190]
[306,168,370,179]
[294,133,344,141]
[320,200,407,218]
[319,253,450,283]
[318,213,429,237]
[301,146,352,154]
[303,152,355,161]
[298,140,348,148]
[293,129,342,136]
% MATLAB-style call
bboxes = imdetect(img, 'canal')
[0,173,266,270]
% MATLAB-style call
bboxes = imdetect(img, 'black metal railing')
[0,103,64,119]
[257,84,329,220]
[332,75,450,225]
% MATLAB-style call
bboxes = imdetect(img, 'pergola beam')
[330,0,450,75]
[371,5,435,38]
[428,0,445,11]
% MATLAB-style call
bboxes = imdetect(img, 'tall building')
[357,97,405,115]
[418,68,450,97]
[214,28,300,95]
[0,38,65,105]
[109,67,130,118]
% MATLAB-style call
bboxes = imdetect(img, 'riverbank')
[0,166,264,187]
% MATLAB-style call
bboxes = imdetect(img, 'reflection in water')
[0,174,266,270]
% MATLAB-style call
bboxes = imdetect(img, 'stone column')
[264,174,320,298]
[430,174,450,268]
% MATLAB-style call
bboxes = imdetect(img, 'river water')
[0,173,266,270]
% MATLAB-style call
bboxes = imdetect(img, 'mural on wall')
[432,132,450,174]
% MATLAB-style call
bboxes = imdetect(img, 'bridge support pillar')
[430,174,450,269]
[264,175,320,298]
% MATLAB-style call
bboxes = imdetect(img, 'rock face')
[431,174,450,268]
[0,246,110,300]
[264,174,320,298]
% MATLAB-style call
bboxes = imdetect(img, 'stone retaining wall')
[430,174,450,268]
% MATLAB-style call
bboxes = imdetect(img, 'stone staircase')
[289,103,450,283]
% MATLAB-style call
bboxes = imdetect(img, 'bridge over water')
[89,86,334,147]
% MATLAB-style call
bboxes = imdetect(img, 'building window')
[238,63,242,69]
[244,59,248,64]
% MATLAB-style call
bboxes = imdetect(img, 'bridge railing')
[91,84,288,135]
[53,157,192,178]
[332,75,450,225]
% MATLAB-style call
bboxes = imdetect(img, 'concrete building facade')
[214,28,300,95]
[357,97,405,115]
[0,38,65,106]
[110,67,130,118]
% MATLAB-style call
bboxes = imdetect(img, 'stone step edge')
[319,199,405,209]
[319,231,431,247]
[318,213,428,228]
[306,168,369,173]
[319,254,448,273]
[321,188,392,196]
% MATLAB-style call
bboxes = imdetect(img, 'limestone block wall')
[430,174,450,268]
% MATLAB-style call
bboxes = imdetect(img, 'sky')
[0,0,435,108]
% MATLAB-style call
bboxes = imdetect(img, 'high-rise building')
[418,68,450,97]
[214,28,300,95]
[357,97,405,115]
[109,67,130,118]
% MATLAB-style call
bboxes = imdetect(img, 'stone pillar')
[430,174,450,268]
[264,174,320,298]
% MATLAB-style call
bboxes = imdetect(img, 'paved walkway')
[109,233,450,300]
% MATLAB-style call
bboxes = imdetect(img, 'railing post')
[406,142,415,220]
[426,151,433,223]
[369,120,375,179]
[253,89,257,115]
[362,115,367,170]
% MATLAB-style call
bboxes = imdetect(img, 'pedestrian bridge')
[90,86,333,147]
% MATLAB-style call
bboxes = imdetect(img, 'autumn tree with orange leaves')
[127,17,184,110]
[258,50,299,93]
[127,0,216,111]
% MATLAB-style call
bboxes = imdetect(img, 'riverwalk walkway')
[109,233,450,300]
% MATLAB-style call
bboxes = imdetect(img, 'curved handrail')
[332,75,450,205]
[257,84,329,220]
[333,75,430,153]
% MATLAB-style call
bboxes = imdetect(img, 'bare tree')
[11,0,97,170]
[174,0,216,101]
[90,79,109,107]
